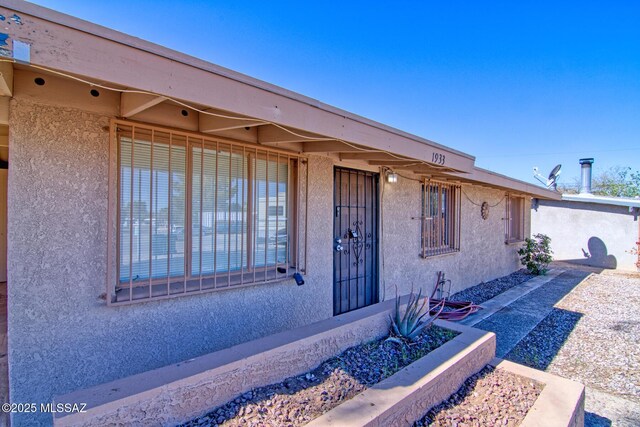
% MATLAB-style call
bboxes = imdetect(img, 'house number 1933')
[432,152,446,165]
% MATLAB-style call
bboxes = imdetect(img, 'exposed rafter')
[0,98,8,126]
[127,102,199,132]
[120,92,165,117]
[394,163,454,173]
[394,168,449,179]
[0,62,13,97]
[339,152,411,161]
[258,125,332,144]
[367,160,424,166]
[302,141,369,153]
[199,111,264,133]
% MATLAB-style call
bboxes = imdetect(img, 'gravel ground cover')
[414,366,543,426]
[181,326,457,427]
[505,271,640,404]
[449,269,533,305]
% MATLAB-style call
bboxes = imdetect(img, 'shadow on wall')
[563,236,617,269]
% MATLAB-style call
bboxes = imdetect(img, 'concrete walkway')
[472,269,589,357]
[460,268,564,328]
[462,268,639,427]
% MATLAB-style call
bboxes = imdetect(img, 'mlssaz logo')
[40,403,88,413]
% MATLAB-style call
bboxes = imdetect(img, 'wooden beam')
[394,166,450,176]
[367,160,424,166]
[258,125,332,144]
[0,62,13,97]
[339,152,409,161]
[395,163,457,173]
[204,126,258,144]
[120,92,165,117]
[0,98,8,126]
[199,111,264,132]
[128,101,198,131]
[302,141,369,153]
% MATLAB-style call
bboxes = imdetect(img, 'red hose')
[428,271,483,321]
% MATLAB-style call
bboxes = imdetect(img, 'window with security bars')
[420,181,461,257]
[505,195,525,243]
[110,121,305,304]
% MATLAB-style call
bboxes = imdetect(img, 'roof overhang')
[0,0,563,200]
[562,193,640,208]
[438,167,562,200]
[0,0,475,173]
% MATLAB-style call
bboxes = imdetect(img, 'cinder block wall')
[7,96,527,425]
[531,199,638,271]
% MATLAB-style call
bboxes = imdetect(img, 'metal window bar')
[109,120,306,305]
[167,132,172,297]
[198,138,204,292]
[148,129,154,299]
[420,180,461,258]
[276,153,280,276]
[241,146,246,284]
[227,144,233,287]
[304,159,309,273]
[505,195,524,243]
[284,154,291,276]
[264,152,269,282]
[252,149,257,284]
[214,140,219,289]
[505,194,512,243]
[295,158,301,272]
[128,125,135,302]
[183,134,189,295]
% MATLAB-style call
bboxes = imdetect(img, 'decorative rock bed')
[52,271,584,427]
[415,365,543,426]
[180,327,457,426]
[53,298,495,427]
[450,269,533,306]
[415,358,585,427]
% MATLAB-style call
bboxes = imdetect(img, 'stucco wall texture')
[7,98,526,425]
[531,199,638,271]
[381,175,528,299]
[7,99,334,425]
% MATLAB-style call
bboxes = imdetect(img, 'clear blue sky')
[30,1,640,185]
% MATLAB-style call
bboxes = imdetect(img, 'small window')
[110,121,305,304]
[420,181,461,257]
[505,195,525,243]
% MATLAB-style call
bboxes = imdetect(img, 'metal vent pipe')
[579,158,594,194]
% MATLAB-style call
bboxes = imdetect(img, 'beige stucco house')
[0,1,559,425]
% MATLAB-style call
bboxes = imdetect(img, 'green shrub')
[518,233,553,275]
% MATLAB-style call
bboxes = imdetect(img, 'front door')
[333,167,379,315]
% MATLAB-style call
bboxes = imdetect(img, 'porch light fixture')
[386,171,398,183]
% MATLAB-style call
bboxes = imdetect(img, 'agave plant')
[389,286,444,342]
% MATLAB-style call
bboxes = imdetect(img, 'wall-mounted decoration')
[481,202,489,220]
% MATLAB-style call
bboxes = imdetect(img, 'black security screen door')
[333,167,379,315]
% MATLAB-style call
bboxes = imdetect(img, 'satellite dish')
[533,164,562,190]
